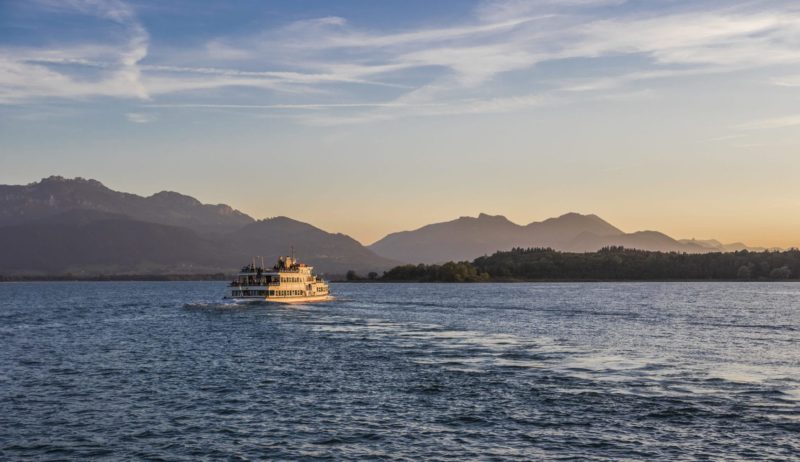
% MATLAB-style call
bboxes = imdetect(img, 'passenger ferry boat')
[225,255,332,303]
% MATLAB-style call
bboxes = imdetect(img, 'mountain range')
[0,176,253,234]
[369,213,766,264]
[0,177,396,275]
[0,176,767,276]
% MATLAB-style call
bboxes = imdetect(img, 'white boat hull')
[225,295,335,304]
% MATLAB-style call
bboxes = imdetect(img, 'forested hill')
[378,247,800,282]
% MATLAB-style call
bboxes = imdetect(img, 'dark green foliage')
[381,247,800,281]
[769,266,792,280]
[382,261,490,282]
[737,264,753,280]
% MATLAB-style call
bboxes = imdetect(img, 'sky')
[1,0,799,247]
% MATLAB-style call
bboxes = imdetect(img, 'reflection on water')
[1,281,799,460]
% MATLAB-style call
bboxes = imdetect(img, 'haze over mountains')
[0,177,766,276]
[0,177,395,275]
[0,177,253,234]
[369,213,766,264]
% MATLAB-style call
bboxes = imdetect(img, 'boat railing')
[229,281,282,287]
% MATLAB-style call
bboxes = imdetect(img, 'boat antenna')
[261,256,265,268]
[291,245,295,260]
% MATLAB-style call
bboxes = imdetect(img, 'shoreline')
[2,277,798,283]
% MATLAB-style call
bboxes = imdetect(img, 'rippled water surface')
[1,282,799,460]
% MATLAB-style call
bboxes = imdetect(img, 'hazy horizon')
[2,174,796,250]
[2,1,800,248]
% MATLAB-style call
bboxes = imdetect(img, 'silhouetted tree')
[346,270,360,281]
[380,248,800,282]
[769,266,792,280]
[737,265,753,280]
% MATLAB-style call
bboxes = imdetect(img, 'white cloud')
[738,115,800,130]
[475,0,627,22]
[204,40,253,61]
[125,112,156,123]
[145,102,423,110]
[290,15,550,50]
[771,75,800,87]
[253,1,800,124]
[0,0,149,103]
[274,93,554,126]
[3,0,800,126]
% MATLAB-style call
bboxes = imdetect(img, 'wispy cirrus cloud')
[0,0,149,103]
[738,115,800,130]
[771,75,800,87]
[274,15,552,50]
[125,112,156,123]
[2,0,800,126]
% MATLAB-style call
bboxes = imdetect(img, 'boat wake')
[182,300,252,310]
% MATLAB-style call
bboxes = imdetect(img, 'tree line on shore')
[5,247,799,282]
[347,247,800,282]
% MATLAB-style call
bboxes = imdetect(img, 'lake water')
[1,282,798,460]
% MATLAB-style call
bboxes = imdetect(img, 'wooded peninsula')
[363,247,800,282]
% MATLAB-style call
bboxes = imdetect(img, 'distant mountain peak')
[0,178,396,275]
[677,238,765,253]
[257,216,300,225]
[37,176,105,188]
[529,212,623,237]
[370,211,637,263]
[148,190,202,207]
[150,190,187,198]
[552,212,604,222]
[453,213,515,225]
[477,212,507,220]
[37,175,66,184]
[627,230,672,239]
[1,176,254,234]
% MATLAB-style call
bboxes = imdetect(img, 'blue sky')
[1,0,800,246]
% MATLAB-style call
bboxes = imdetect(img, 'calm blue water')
[1,282,798,460]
